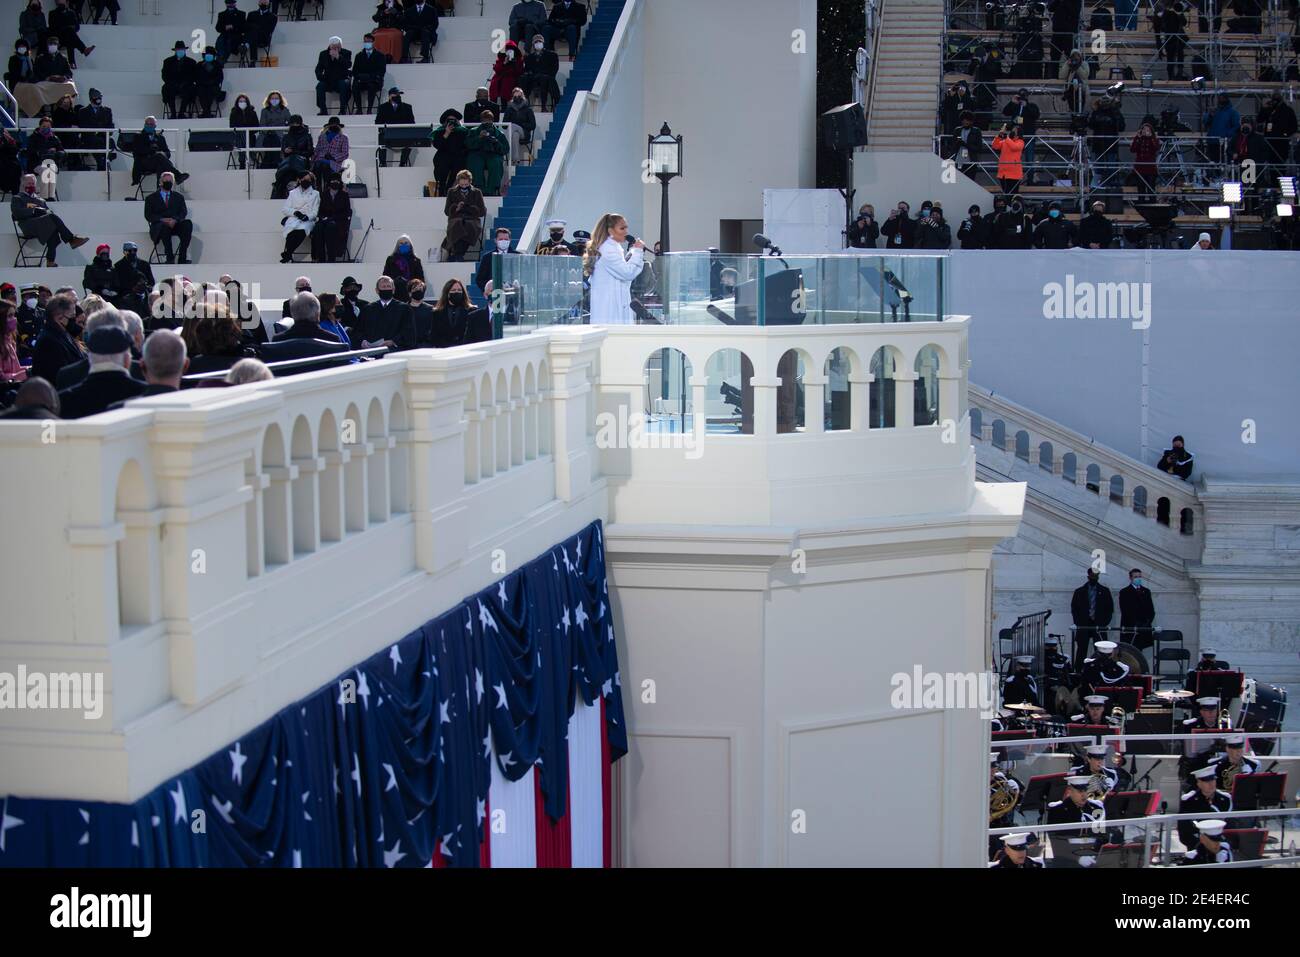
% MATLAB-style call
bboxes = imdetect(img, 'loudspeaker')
[820,102,869,150]
[187,130,237,152]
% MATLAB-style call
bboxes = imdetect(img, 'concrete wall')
[640,0,819,250]
[853,150,991,220]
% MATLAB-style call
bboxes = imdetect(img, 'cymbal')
[1154,689,1194,699]
[1005,702,1047,712]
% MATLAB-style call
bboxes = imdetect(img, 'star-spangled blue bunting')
[0,520,626,868]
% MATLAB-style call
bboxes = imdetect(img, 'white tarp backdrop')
[937,249,1300,481]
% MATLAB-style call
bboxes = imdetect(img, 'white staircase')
[866,0,944,152]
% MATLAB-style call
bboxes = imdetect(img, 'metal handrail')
[181,345,389,382]
[863,0,885,144]
[0,79,19,131]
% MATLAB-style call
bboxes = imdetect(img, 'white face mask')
[24,297,36,309]
[270,98,280,106]
[495,239,510,251]
[238,100,248,108]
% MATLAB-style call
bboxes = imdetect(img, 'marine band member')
[1177,764,1232,850]
[1178,819,1233,865]
[534,217,571,255]
[1002,655,1040,707]
[1069,743,1120,797]
[1043,635,1074,711]
[989,832,1043,868]
[1212,733,1259,790]
[1183,696,1228,733]
[1070,694,1121,728]
[1079,639,1130,697]
[1185,648,1232,692]
[1046,775,1107,865]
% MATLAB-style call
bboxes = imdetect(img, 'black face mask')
[448,291,466,306]
[378,290,393,302]
[550,230,564,240]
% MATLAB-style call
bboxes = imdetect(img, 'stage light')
[1208,205,1231,219]
[1221,182,1242,203]
[1190,76,1206,90]
[1277,204,1294,217]
[1280,177,1297,199]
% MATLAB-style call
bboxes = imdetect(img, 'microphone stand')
[352,218,375,263]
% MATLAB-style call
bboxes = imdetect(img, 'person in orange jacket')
[991,124,1025,195]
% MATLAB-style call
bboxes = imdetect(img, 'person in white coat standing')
[280,172,320,262]
[585,212,644,324]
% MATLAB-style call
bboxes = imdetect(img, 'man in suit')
[261,292,350,373]
[11,174,89,266]
[48,0,96,69]
[75,88,115,172]
[161,41,198,118]
[246,0,277,65]
[1118,567,1157,650]
[402,0,440,64]
[315,37,352,117]
[30,293,83,385]
[312,174,352,263]
[1070,567,1114,668]
[114,242,154,317]
[106,327,186,408]
[509,0,548,43]
[376,86,415,166]
[57,306,144,389]
[131,116,189,186]
[281,276,313,318]
[543,0,587,56]
[337,276,368,327]
[58,320,146,419]
[462,87,498,123]
[215,0,247,65]
[275,291,339,344]
[356,276,416,351]
[144,172,194,264]
[352,34,388,113]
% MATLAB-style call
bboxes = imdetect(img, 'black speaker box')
[820,102,869,150]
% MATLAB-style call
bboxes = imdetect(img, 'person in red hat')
[83,242,118,302]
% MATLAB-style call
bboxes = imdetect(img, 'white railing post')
[546,328,607,501]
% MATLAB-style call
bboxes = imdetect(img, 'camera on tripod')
[1158,107,1189,135]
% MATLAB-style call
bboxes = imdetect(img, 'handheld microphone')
[753,233,783,256]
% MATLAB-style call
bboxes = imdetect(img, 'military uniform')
[1002,670,1040,707]
[1180,841,1233,865]
[534,236,572,255]
[1079,654,1130,697]
[989,852,1043,868]
[1068,761,1120,796]
[1177,786,1232,849]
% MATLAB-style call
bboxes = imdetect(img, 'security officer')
[1177,765,1232,850]
[1179,819,1233,865]
[1001,655,1039,707]
[1079,640,1130,697]
[989,832,1043,868]
[534,217,570,254]
[568,229,590,259]
[1070,743,1119,794]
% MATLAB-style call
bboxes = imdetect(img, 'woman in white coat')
[585,212,645,324]
[280,172,320,262]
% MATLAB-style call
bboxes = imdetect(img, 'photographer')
[994,196,1034,248]
[941,81,974,151]
[1256,93,1297,169]
[1003,89,1040,168]
[957,204,991,249]
[1060,49,1090,115]
[969,44,1003,128]
[1048,0,1082,75]
[1013,3,1046,80]
[915,204,952,249]
[1154,1,1188,81]
[1087,94,1126,189]
[848,204,878,248]
[881,201,917,248]
[991,124,1026,193]
[1129,121,1161,202]
[954,111,984,180]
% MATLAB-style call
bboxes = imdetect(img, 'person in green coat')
[466,109,510,195]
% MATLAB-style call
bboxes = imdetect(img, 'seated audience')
[1,300,26,385]
[477,226,516,290]
[441,169,487,262]
[0,376,59,419]
[467,111,510,195]
[29,291,82,385]
[194,45,225,119]
[11,173,88,266]
[161,40,198,118]
[215,0,247,65]
[229,92,260,169]
[370,1,405,62]
[258,90,291,167]
[25,116,66,183]
[376,86,414,166]
[273,113,313,197]
[58,317,146,419]
[280,172,319,261]
[509,1,548,44]
[432,110,468,194]
[382,234,425,301]
[118,327,187,401]
[145,171,194,264]
[311,115,349,187]
[314,36,352,117]
[246,0,277,65]
[543,0,587,57]
[355,276,416,351]
[490,41,525,111]
[429,278,491,348]
[114,242,155,317]
[503,86,536,156]
[131,116,189,187]
[314,173,353,263]
[34,36,73,83]
[74,87,114,172]
[6,38,37,91]
[337,276,368,326]
[352,34,389,113]
[83,243,118,301]
[402,0,439,64]
[406,281,432,345]
[463,86,498,123]
[521,33,560,111]
[186,308,255,375]
[48,0,96,69]
[227,357,273,385]
[1077,201,1115,248]
[315,292,352,347]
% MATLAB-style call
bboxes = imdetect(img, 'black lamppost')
[648,122,683,252]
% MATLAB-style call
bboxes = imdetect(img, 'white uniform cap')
[1194,819,1226,837]
[1085,744,1108,757]
[1192,765,1218,780]
[1084,695,1107,705]
[1201,649,1217,657]
[1014,655,1034,665]
[1066,775,1092,788]
[1095,640,1118,653]
[545,218,566,228]
[1000,833,1030,847]
[1224,734,1245,746]
[1197,697,1219,708]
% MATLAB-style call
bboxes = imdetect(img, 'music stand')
[1095,842,1147,868]
[992,729,1036,762]
[1047,835,1102,868]
[1107,686,1144,713]
[1103,790,1160,821]
[1123,710,1173,754]
[1187,727,1227,758]
[1231,772,1287,811]
[1221,828,1267,861]
[1025,772,1067,816]
[1196,670,1244,703]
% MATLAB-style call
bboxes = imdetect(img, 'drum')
[1240,679,1288,755]
[1114,641,1149,677]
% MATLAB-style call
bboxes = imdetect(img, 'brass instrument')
[1219,708,1232,730]
[989,771,1021,823]
[1221,760,1242,792]
[1085,772,1111,800]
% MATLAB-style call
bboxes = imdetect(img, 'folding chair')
[12,218,47,267]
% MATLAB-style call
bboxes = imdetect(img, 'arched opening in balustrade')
[868,345,903,429]
[824,347,857,432]
[1014,430,1030,462]
[1133,485,1149,517]
[776,348,809,434]
[367,397,389,525]
[510,367,524,467]
[1180,508,1195,535]
[969,406,983,440]
[1038,441,1054,472]
[317,410,343,544]
[642,347,694,435]
[261,424,290,568]
[342,401,366,534]
[495,369,510,473]
[524,364,539,460]
[1061,452,1077,484]
[912,345,942,427]
[389,394,409,515]
[703,348,754,435]
[1157,496,1171,526]
[1085,463,1102,494]
[464,380,480,484]
[291,416,318,556]
[115,459,154,629]
[537,360,552,456]
[991,418,1006,450]
[478,373,495,477]
[1108,474,1124,505]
